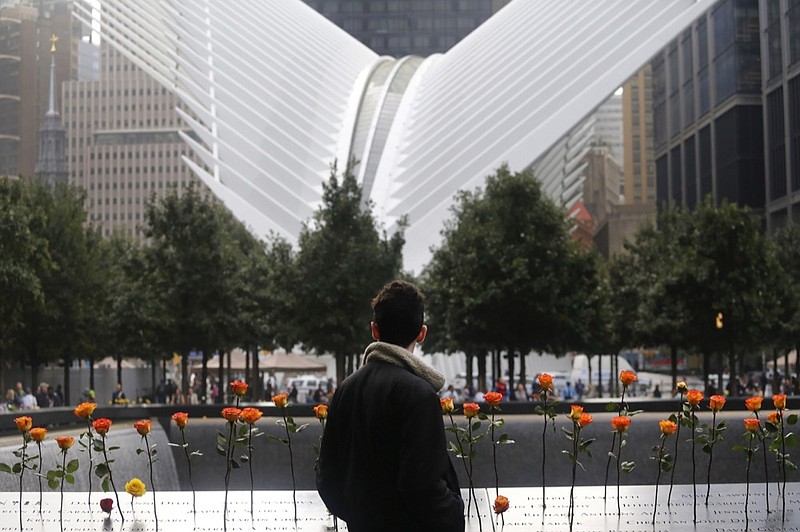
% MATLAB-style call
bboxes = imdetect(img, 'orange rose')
[221,407,242,422]
[619,370,637,387]
[230,380,248,397]
[708,394,726,412]
[272,393,288,408]
[14,416,32,433]
[440,397,454,414]
[74,402,96,419]
[314,404,328,420]
[538,373,554,391]
[675,381,688,394]
[56,436,74,450]
[744,418,761,432]
[463,403,480,419]
[659,420,677,435]
[686,389,703,406]
[134,420,151,436]
[493,495,509,514]
[745,396,763,412]
[29,427,47,442]
[768,412,780,425]
[92,418,112,435]
[611,415,631,432]
[569,404,584,421]
[484,391,503,406]
[773,394,787,410]
[171,412,189,429]
[578,412,593,428]
[240,407,263,425]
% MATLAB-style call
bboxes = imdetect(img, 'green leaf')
[477,413,489,421]
[471,421,482,431]
[231,459,241,469]
[94,463,109,478]
[240,455,249,463]
[12,463,21,474]
[47,479,59,490]
[102,478,110,492]
[65,474,75,484]
[107,446,120,451]
[787,414,798,426]
[66,459,79,473]
[605,402,617,412]
[786,433,798,447]
[216,445,227,456]
[0,463,11,474]
[136,448,145,455]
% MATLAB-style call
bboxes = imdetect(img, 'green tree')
[290,162,404,383]
[425,165,599,391]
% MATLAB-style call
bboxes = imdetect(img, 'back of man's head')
[372,280,425,347]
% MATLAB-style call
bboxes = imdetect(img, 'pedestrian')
[317,280,464,531]
[112,382,127,404]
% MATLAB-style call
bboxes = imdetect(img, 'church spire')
[35,33,69,186]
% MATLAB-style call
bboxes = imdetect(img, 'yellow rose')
[29,427,47,442]
[125,478,147,497]
[74,402,96,419]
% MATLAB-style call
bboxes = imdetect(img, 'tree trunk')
[336,353,346,385]
[597,354,602,398]
[116,353,123,387]
[728,349,737,397]
[217,351,224,403]
[63,355,71,406]
[245,348,251,399]
[519,350,527,390]
[492,349,500,389]
[477,352,487,393]
[702,352,710,395]
[507,350,515,393]
[89,355,95,394]
[716,351,724,395]
[226,351,232,384]
[181,352,190,399]
[670,345,678,393]
[608,353,616,398]
[251,347,260,401]
[772,348,779,394]
[587,354,593,396]
[150,358,157,402]
[465,352,474,395]
[201,351,209,404]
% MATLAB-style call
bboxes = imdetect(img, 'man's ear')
[416,324,427,344]
[370,322,380,341]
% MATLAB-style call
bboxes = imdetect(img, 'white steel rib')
[76,0,717,270]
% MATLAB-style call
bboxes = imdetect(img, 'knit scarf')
[362,341,445,392]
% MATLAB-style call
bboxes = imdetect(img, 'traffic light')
[715,312,723,329]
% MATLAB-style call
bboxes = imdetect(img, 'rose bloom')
[134,419,151,436]
[744,418,761,432]
[493,495,509,514]
[56,436,74,450]
[92,418,112,435]
[619,370,638,387]
[29,427,47,442]
[14,416,32,433]
[74,402,96,419]
[686,389,704,406]
[768,412,780,425]
[675,381,688,394]
[125,478,147,497]
[569,404,584,421]
[230,380,248,397]
[708,394,726,412]
[745,396,763,412]
[221,407,242,422]
[100,498,114,514]
[659,420,677,435]
[538,373,554,391]
[484,391,503,406]
[240,407,263,425]
[578,412,593,428]
[440,397,454,414]
[611,416,631,432]
[463,402,480,419]
[314,404,329,420]
[172,412,189,429]
[272,393,288,408]
[773,394,787,410]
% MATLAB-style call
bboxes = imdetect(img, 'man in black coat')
[317,280,464,531]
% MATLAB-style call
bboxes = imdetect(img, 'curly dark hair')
[371,280,425,347]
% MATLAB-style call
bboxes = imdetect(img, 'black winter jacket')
[317,359,464,531]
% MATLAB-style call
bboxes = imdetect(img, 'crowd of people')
[2,381,65,412]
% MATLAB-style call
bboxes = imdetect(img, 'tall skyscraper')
[763,0,800,231]
[651,0,764,213]
[63,46,196,238]
[622,66,655,205]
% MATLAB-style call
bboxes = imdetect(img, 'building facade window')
[767,87,787,200]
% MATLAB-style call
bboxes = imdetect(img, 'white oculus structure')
[73,0,717,271]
